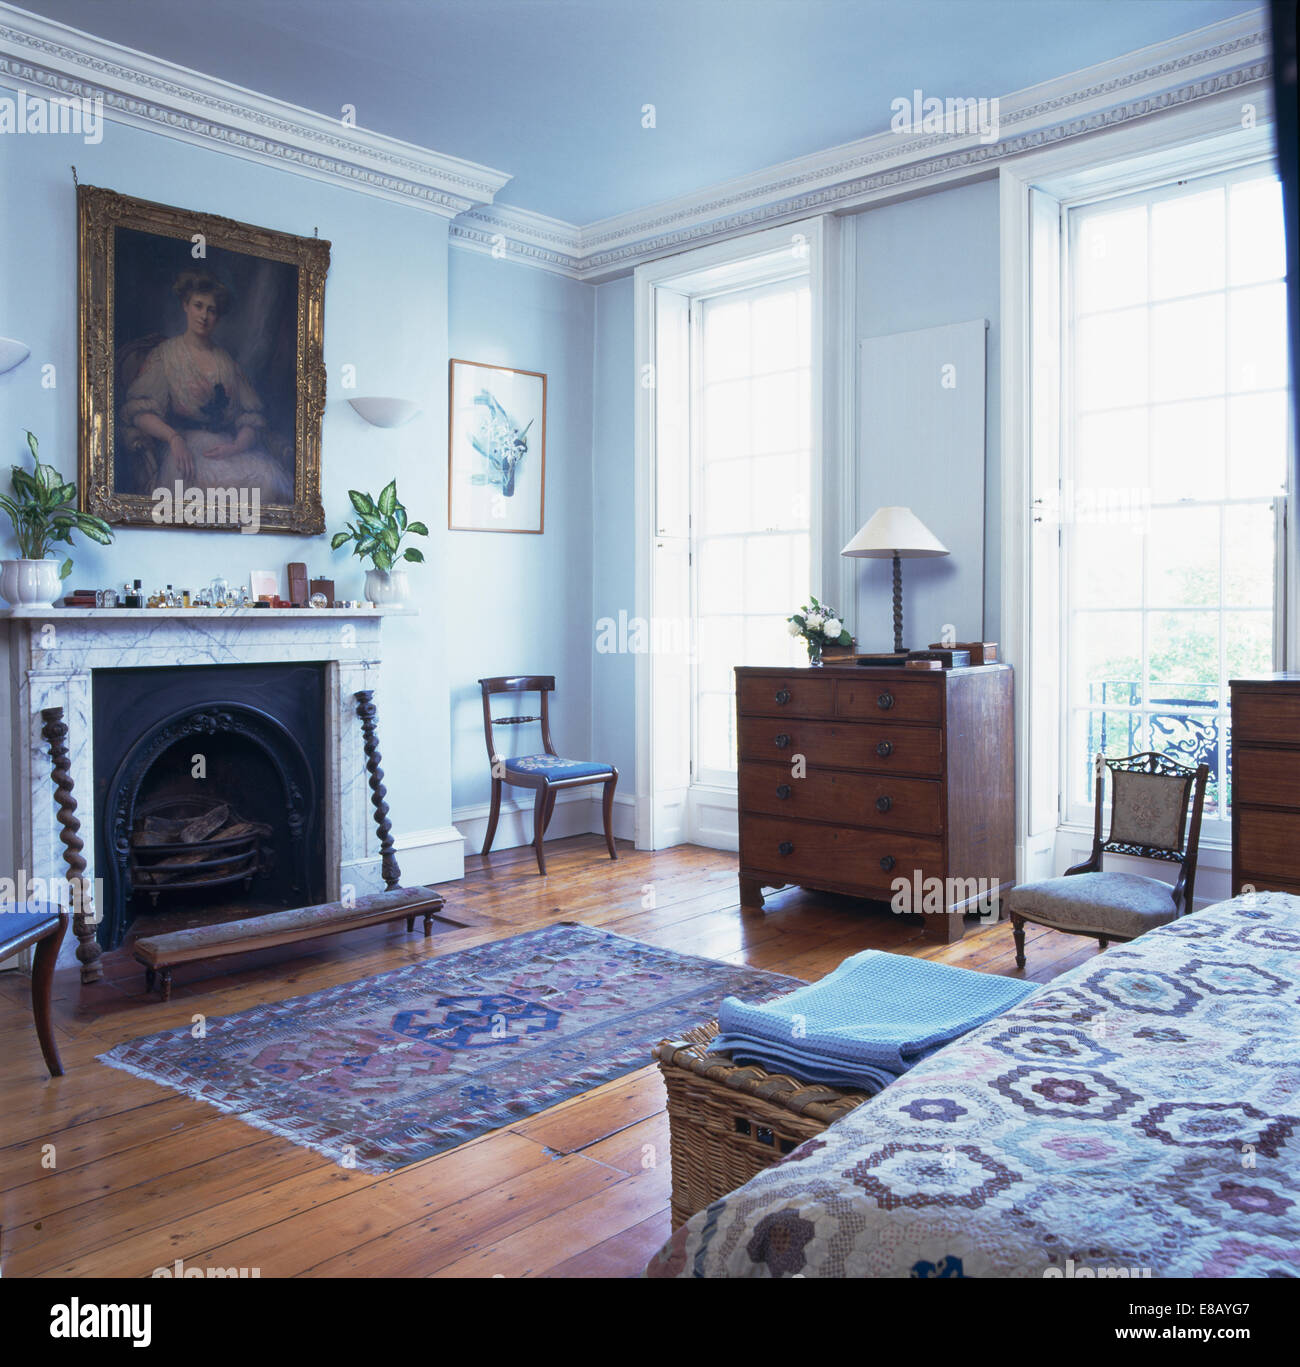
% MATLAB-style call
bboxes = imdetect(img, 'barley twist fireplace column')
[353,690,401,891]
[40,705,101,983]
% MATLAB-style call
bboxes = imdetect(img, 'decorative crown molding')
[451,9,1272,282]
[0,2,1272,274]
[0,2,511,217]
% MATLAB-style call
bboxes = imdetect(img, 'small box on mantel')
[905,658,943,670]
[931,641,998,665]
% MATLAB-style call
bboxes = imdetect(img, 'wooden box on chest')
[735,663,1015,943]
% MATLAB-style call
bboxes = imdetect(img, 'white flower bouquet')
[787,595,852,663]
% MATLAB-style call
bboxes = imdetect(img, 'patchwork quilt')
[647,892,1300,1278]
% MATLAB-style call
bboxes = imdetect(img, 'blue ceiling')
[24,0,1258,222]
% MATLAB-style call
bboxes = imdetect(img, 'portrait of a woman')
[119,270,294,503]
[78,186,328,533]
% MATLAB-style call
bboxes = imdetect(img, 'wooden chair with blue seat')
[1007,750,1209,968]
[479,675,618,876]
[0,906,69,1077]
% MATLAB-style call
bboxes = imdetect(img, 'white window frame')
[689,273,815,790]
[1000,96,1296,907]
[632,216,848,849]
[1060,161,1290,835]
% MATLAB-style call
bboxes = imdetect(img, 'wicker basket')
[653,1021,869,1229]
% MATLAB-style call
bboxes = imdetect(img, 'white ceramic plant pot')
[364,567,410,606]
[0,557,62,608]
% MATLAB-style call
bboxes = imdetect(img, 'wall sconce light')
[347,396,421,428]
[0,338,31,375]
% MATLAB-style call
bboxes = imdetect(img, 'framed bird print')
[448,358,547,533]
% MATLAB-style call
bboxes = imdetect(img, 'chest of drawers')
[735,663,1014,943]
[1230,675,1300,896]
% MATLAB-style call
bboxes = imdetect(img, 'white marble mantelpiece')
[2,606,415,970]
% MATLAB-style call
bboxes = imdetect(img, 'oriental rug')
[98,921,802,1172]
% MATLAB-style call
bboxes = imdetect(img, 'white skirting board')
[452,789,636,856]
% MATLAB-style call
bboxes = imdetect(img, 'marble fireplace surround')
[5,606,414,972]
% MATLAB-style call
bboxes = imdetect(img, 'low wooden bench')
[131,885,447,1001]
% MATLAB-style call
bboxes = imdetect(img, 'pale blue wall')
[0,96,453,851]
[853,177,1003,646]
[582,183,1003,798]
[446,249,596,815]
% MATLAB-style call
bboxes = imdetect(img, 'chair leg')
[1011,913,1027,970]
[532,786,553,876]
[482,777,503,856]
[30,930,65,1078]
[602,776,618,860]
[1097,936,1109,951]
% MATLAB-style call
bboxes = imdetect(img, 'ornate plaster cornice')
[0,3,1272,274]
[0,3,511,217]
[450,10,1272,281]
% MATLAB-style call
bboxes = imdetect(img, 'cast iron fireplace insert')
[92,663,327,950]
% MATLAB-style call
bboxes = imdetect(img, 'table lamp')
[841,506,949,654]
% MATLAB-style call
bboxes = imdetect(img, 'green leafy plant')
[330,479,428,572]
[0,431,114,578]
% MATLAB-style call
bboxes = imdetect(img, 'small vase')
[0,557,63,608]
[364,566,410,606]
[806,637,823,666]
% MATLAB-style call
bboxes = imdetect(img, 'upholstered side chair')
[479,676,618,876]
[1007,751,1209,968]
[0,906,69,1077]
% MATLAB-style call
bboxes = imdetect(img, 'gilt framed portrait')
[448,358,547,533]
[77,185,329,533]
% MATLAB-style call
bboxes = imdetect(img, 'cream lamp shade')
[841,506,949,653]
[840,505,949,559]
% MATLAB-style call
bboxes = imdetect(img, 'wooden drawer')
[1233,745,1300,809]
[1231,688,1300,744]
[1235,874,1300,897]
[737,716,943,777]
[1234,808,1300,883]
[739,759,942,833]
[835,676,942,726]
[739,814,944,896]
[737,674,835,719]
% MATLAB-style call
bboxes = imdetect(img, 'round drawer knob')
[776,784,792,799]
[879,855,896,872]
[774,733,791,749]
[778,841,794,856]
[774,688,791,705]
[876,795,893,813]
[876,740,893,758]
[877,692,895,710]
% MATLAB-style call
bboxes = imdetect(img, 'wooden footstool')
[653,1020,869,1228]
[132,885,447,1000]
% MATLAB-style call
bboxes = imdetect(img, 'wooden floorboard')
[0,836,1097,1278]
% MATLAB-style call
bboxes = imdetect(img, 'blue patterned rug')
[98,922,802,1172]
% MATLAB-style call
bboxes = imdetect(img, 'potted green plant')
[0,432,114,608]
[330,479,428,605]
[787,595,852,665]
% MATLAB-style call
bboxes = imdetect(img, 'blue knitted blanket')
[711,949,1039,1094]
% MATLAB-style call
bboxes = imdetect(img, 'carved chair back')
[478,676,557,771]
[1086,751,1210,912]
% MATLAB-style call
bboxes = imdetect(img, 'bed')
[647,891,1300,1278]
